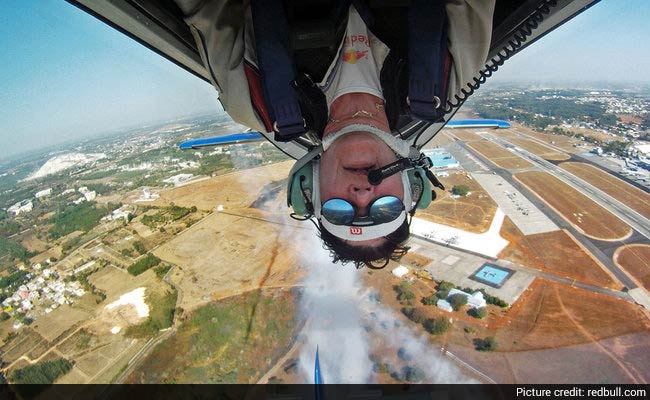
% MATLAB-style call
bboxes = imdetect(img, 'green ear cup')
[407,168,432,209]
[289,161,314,215]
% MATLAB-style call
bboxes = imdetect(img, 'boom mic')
[367,158,414,185]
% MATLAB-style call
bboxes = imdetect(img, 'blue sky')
[1,0,649,158]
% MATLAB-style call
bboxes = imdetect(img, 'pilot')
[174,0,495,268]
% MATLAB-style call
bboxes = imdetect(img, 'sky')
[1,0,649,159]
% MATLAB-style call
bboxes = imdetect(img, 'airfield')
[2,120,650,385]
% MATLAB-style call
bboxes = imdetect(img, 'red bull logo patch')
[342,50,368,64]
[350,227,363,235]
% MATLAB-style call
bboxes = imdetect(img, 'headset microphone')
[368,159,414,185]
[368,154,446,191]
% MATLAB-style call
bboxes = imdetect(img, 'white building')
[84,191,97,201]
[391,265,409,278]
[8,199,33,216]
[448,288,487,309]
[437,299,453,312]
[163,173,194,186]
[35,188,53,199]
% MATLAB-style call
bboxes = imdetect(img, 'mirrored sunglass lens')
[322,199,355,225]
[369,196,404,223]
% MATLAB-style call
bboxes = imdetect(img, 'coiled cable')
[445,0,558,112]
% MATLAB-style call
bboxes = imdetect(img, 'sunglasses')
[321,195,405,226]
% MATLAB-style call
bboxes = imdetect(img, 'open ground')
[498,217,621,289]
[446,129,483,142]
[514,171,632,241]
[466,141,533,170]
[507,123,587,152]
[416,171,497,233]
[560,162,650,218]
[614,245,650,291]
[507,137,570,161]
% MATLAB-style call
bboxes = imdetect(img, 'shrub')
[402,307,426,323]
[127,254,161,276]
[132,241,146,255]
[423,317,449,335]
[403,366,425,382]
[474,336,497,352]
[10,358,72,384]
[448,293,468,311]
[451,184,471,196]
[421,293,437,306]
[437,281,455,291]
[468,307,488,319]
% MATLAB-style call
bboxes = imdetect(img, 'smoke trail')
[293,225,474,383]
[295,231,374,383]
[361,293,477,383]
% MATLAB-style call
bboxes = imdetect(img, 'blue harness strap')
[408,0,448,122]
[251,0,306,142]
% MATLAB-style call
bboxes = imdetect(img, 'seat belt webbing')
[251,0,306,142]
[408,0,448,122]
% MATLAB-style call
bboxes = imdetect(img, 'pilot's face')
[319,131,404,246]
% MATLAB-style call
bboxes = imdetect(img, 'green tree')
[448,293,468,311]
[451,184,471,196]
[127,254,161,276]
[468,307,488,319]
[423,317,449,335]
[132,241,146,255]
[475,336,498,352]
[421,293,438,306]
[401,307,425,323]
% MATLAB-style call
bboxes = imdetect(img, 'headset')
[287,145,443,219]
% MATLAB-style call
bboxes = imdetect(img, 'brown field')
[0,328,48,364]
[416,171,497,233]
[560,162,650,218]
[500,280,649,350]
[154,209,307,312]
[614,245,650,291]
[498,217,621,289]
[31,304,92,342]
[514,171,632,241]
[507,137,570,161]
[445,279,650,383]
[510,123,583,152]
[149,162,309,313]
[149,161,293,212]
[467,140,534,170]
[446,129,483,142]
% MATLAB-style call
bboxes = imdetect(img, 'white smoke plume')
[293,223,474,383]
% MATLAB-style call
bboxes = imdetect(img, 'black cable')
[412,0,558,148]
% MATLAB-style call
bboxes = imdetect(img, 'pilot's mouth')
[343,165,375,175]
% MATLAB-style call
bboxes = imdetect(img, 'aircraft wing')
[67,0,600,158]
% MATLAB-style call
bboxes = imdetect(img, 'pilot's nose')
[349,183,374,213]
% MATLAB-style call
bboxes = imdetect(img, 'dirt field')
[444,279,650,383]
[150,161,293,212]
[509,123,584,152]
[154,209,307,312]
[416,171,497,233]
[507,137,570,161]
[514,171,632,241]
[560,162,650,218]
[31,304,93,342]
[466,140,534,170]
[614,245,650,291]
[498,217,621,289]
[446,129,483,142]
